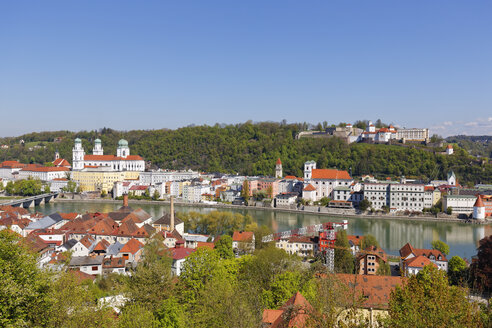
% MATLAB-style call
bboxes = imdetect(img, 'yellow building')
[72,169,140,193]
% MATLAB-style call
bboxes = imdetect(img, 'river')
[34,201,490,259]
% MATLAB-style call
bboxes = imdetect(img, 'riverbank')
[53,197,490,225]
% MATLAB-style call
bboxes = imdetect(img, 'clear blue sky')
[1,1,491,137]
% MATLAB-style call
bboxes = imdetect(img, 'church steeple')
[275,158,282,178]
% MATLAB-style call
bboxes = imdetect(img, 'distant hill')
[1,123,491,185]
[446,135,492,159]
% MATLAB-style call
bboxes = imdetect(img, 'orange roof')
[52,178,68,181]
[270,292,313,328]
[424,186,434,191]
[276,158,282,165]
[232,231,254,242]
[303,184,316,191]
[284,175,297,180]
[93,239,110,252]
[474,195,485,207]
[84,154,143,161]
[347,235,364,246]
[262,310,283,324]
[120,238,144,254]
[405,255,437,268]
[196,241,215,249]
[336,274,406,309]
[447,144,453,149]
[53,158,71,167]
[0,160,25,168]
[311,169,351,180]
[59,212,79,220]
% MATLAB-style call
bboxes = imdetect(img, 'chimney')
[170,195,175,231]
[123,194,128,207]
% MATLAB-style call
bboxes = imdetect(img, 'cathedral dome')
[118,139,128,147]
[75,138,81,143]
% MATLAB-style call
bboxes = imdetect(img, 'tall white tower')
[304,160,316,180]
[275,158,282,178]
[116,139,130,158]
[93,138,104,155]
[72,138,85,171]
[473,195,486,221]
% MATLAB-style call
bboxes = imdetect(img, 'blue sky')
[1,1,491,137]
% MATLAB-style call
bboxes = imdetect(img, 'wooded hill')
[1,122,491,185]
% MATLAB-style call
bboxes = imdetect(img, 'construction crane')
[262,220,349,272]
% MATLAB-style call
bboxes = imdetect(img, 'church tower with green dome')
[72,138,85,171]
[117,139,130,158]
[93,138,104,155]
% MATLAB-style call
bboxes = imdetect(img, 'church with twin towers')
[72,138,145,172]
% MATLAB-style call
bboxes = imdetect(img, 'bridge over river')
[1,193,59,208]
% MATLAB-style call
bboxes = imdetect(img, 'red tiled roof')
[52,178,68,181]
[311,169,352,180]
[120,238,144,255]
[399,243,448,262]
[232,231,254,242]
[93,239,110,252]
[84,155,143,161]
[284,175,297,180]
[405,255,437,268]
[59,213,79,220]
[447,144,453,149]
[0,160,26,168]
[270,292,313,328]
[171,247,195,260]
[79,235,96,249]
[424,186,434,191]
[303,184,316,191]
[262,310,283,325]
[129,185,148,191]
[347,235,364,246]
[474,195,485,207]
[53,158,71,167]
[336,274,406,309]
[196,242,215,249]
[276,158,282,165]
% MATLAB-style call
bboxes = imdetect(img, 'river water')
[35,201,490,259]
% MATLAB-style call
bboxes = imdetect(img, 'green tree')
[360,234,380,250]
[446,206,453,215]
[376,259,391,276]
[0,230,51,327]
[387,265,483,328]
[154,297,185,328]
[241,180,250,204]
[334,230,354,274]
[47,271,114,328]
[153,190,160,200]
[359,199,371,211]
[431,240,450,256]
[118,304,159,328]
[448,256,468,286]
[126,235,172,312]
[215,235,234,260]
[178,247,221,305]
[100,189,107,198]
[319,197,331,207]
[261,271,304,308]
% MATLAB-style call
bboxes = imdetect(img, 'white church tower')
[116,139,130,158]
[275,158,283,178]
[93,138,104,155]
[473,195,486,221]
[304,160,316,180]
[72,138,85,171]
